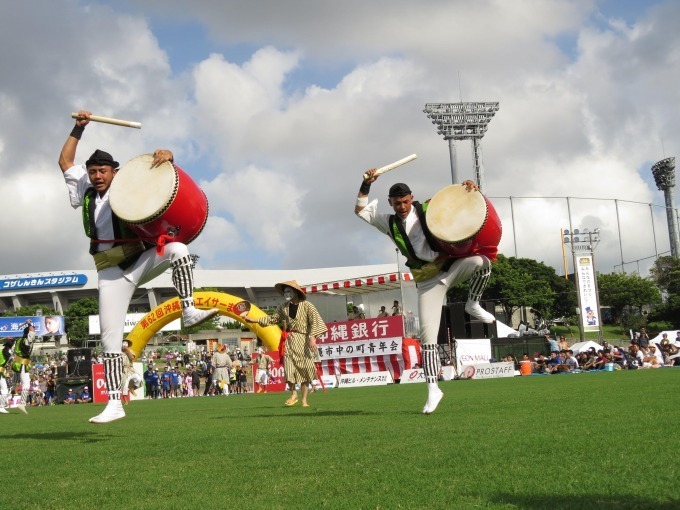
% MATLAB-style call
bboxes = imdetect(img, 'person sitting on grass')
[591,350,607,370]
[63,388,76,405]
[581,351,598,370]
[534,354,548,374]
[628,344,644,369]
[506,353,520,372]
[76,387,92,403]
[610,347,626,368]
[563,350,579,371]
[546,351,562,373]
[644,345,664,367]
[659,336,679,365]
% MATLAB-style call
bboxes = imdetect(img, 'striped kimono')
[257,301,327,384]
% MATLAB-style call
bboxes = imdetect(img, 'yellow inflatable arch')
[125,291,281,359]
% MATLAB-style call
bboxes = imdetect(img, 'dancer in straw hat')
[244,281,326,407]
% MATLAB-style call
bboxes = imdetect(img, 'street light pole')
[652,157,679,258]
[447,137,458,184]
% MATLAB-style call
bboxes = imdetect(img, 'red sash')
[278,330,288,359]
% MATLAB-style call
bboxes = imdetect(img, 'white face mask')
[27,330,36,342]
[283,287,295,302]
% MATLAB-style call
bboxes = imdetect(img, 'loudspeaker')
[67,348,92,364]
[67,361,92,378]
[56,365,67,380]
[438,301,497,343]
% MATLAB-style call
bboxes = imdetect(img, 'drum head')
[427,184,487,244]
[110,154,178,223]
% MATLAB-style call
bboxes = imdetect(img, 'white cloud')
[203,165,304,253]
[0,0,678,279]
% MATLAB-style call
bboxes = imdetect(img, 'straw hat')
[216,343,226,352]
[274,280,307,301]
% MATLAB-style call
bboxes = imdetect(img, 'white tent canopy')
[301,272,413,296]
[570,341,603,354]
[495,321,516,338]
[650,330,680,346]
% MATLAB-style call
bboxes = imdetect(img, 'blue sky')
[0,0,678,278]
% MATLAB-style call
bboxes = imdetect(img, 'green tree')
[447,255,576,323]
[647,256,680,327]
[64,298,99,346]
[597,272,661,324]
[648,256,680,294]
[1,304,56,318]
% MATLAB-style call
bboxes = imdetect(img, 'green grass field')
[5,369,679,510]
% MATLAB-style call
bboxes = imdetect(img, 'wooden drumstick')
[71,112,142,129]
[363,154,417,180]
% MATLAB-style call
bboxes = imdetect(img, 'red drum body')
[109,154,208,245]
[426,184,502,261]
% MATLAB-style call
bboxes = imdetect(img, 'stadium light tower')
[423,102,499,191]
[652,157,679,258]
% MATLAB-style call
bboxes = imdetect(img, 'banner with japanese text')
[315,317,419,380]
[336,371,392,387]
[89,312,181,335]
[317,315,404,344]
[0,273,87,291]
[0,315,65,337]
[576,255,600,331]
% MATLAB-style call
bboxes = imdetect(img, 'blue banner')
[0,274,87,291]
[0,316,65,337]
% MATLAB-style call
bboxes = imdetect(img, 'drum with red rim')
[109,154,208,245]
[426,184,502,260]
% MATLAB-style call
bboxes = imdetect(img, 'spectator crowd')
[500,329,680,375]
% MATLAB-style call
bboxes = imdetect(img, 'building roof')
[0,263,412,311]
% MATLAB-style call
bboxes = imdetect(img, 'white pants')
[257,369,268,385]
[417,255,489,346]
[98,243,190,353]
[13,368,31,405]
[213,368,230,394]
[0,377,8,407]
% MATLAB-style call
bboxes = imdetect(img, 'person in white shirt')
[355,173,494,414]
[647,344,664,366]
[391,300,402,316]
[563,350,579,370]
[58,111,218,424]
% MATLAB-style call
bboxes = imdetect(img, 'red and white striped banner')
[317,337,421,380]
[260,317,421,384]
[302,273,412,294]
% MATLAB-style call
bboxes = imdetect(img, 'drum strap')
[389,215,422,268]
[389,201,440,268]
[83,188,149,269]
[85,188,98,255]
[389,202,456,282]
